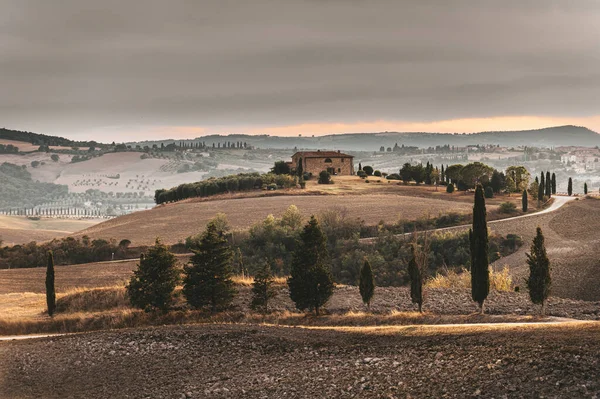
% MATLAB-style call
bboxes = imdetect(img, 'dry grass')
[426,266,514,291]
[231,274,288,286]
[0,216,103,245]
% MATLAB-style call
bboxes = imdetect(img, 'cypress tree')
[407,247,423,312]
[359,259,375,310]
[127,239,180,312]
[287,216,334,316]
[441,164,445,182]
[551,173,556,195]
[545,171,551,197]
[526,227,551,316]
[46,251,56,317]
[538,172,545,201]
[568,177,573,196]
[584,183,588,195]
[183,222,236,311]
[522,189,528,212]
[470,184,489,314]
[251,262,276,314]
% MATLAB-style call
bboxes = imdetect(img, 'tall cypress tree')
[538,172,545,201]
[526,227,551,316]
[551,173,556,195]
[287,216,334,316]
[46,251,56,317]
[183,222,236,311]
[359,259,375,310]
[545,171,551,197]
[584,183,588,195]
[470,184,489,314]
[522,189,528,212]
[568,177,573,196]
[407,247,424,312]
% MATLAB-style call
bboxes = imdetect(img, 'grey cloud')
[1,0,599,138]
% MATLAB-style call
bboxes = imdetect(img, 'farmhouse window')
[324,158,332,163]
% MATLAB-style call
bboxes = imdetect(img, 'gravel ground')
[1,323,599,399]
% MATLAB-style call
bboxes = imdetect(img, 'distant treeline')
[0,143,19,154]
[154,172,296,204]
[0,128,102,148]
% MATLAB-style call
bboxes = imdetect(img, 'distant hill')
[0,128,103,149]
[183,126,599,151]
[128,125,599,151]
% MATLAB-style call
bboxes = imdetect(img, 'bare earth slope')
[1,323,599,398]
[75,194,475,246]
[0,216,101,245]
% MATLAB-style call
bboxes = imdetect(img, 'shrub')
[357,170,367,178]
[362,165,374,176]
[386,173,400,180]
[266,183,277,190]
[373,170,382,177]
[303,172,312,181]
[499,202,517,214]
[446,184,455,194]
[318,170,332,184]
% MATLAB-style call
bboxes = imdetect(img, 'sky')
[1,0,600,142]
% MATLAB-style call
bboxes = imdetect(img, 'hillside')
[0,162,68,209]
[0,127,102,149]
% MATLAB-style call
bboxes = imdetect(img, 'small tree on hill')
[551,173,556,194]
[526,227,551,316]
[183,222,236,311]
[271,160,291,175]
[522,189,528,212]
[46,251,56,317]
[568,177,573,196]
[251,262,276,313]
[287,216,334,316]
[545,171,551,197]
[362,165,374,176]
[470,185,489,314]
[359,259,375,310]
[446,184,454,194]
[584,182,588,195]
[127,239,180,312]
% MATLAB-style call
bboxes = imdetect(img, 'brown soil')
[1,322,599,398]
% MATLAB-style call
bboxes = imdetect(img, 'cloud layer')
[1,0,599,140]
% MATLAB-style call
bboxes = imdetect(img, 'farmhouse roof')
[292,150,353,159]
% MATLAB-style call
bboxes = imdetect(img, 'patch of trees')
[0,236,134,269]
[0,127,102,149]
[0,144,19,154]
[0,162,68,209]
[154,172,296,204]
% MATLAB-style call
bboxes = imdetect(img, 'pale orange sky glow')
[108,115,600,142]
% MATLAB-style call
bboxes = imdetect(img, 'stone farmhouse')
[289,150,354,176]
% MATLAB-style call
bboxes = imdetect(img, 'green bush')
[363,165,374,176]
[446,184,455,194]
[373,170,382,177]
[357,170,367,178]
[318,170,332,184]
[499,202,517,214]
[484,186,494,198]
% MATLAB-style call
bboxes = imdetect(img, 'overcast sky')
[1,0,600,141]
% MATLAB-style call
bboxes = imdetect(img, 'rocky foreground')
[1,323,599,399]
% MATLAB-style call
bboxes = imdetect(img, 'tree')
[408,232,429,312]
[46,251,56,317]
[522,189,528,212]
[287,216,334,316]
[446,184,455,194]
[430,168,440,190]
[412,164,426,185]
[127,239,180,312]
[526,227,551,316]
[358,162,362,171]
[568,177,573,196]
[584,182,588,195]
[400,163,413,184]
[461,162,494,189]
[362,165,374,176]
[505,175,516,195]
[271,160,291,175]
[251,262,276,313]
[505,166,530,192]
[538,175,545,203]
[484,186,494,198]
[551,173,556,195]
[359,259,375,310]
[183,222,236,311]
[490,170,505,193]
[318,170,332,184]
[50,154,59,162]
[545,171,551,197]
[470,185,489,314]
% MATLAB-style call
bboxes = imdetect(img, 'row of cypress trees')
[44,185,553,318]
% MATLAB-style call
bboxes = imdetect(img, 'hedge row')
[155,172,296,204]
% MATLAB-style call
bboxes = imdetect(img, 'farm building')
[290,150,354,176]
